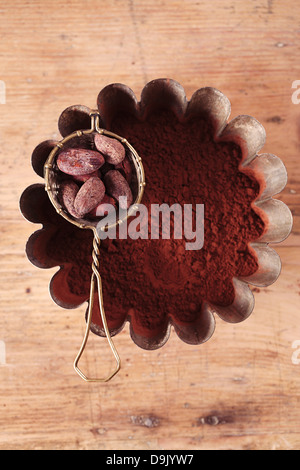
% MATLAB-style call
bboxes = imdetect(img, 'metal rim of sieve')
[44,111,146,233]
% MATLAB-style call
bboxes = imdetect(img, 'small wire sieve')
[44,110,146,382]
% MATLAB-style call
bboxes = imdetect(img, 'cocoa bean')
[94,134,125,165]
[57,148,104,176]
[115,156,132,183]
[104,170,133,209]
[59,180,80,218]
[74,176,105,217]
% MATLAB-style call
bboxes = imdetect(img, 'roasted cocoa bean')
[59,180,80,218]
[57,148,104,176]
[94,134,125,165]
[115,156,132,183]
[104,170,133,209]
[74,176,105,217]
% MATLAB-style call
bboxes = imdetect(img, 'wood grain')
[1,0,300,450]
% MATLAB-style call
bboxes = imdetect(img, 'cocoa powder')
[90,110,266,335]
[44,109,266,339]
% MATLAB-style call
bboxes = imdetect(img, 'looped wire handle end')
[73,233,121,382]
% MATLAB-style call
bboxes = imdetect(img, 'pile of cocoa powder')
[44,109,266,339]
[89,110,266,336]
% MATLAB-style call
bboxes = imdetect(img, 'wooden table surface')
[1,0,300,451]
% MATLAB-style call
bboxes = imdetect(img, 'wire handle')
[73,233,121,382]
